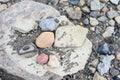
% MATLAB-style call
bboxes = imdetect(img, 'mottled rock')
[107,10,119,19]
[36,32,54,48]
[109,19,115,26]
[102,6,109,12]
[12,17,38,33]
[116,53,120,60]
[97,55,115,75]
[103,27,114,37]
[54,25,88,47]
[82,6,90,13]
[91,0,100,10]
[39,18,58,31]
[48,55,60,67]
[90,11,100,17]
[90,17,99,26]
[110,68,119,76]
[98,16,107,22]
[83,18,89,25]
[110,0,119,5]
[37,53,49,64]
[0,4,7,12]
[93,72,107,80]
[115,16,120,24]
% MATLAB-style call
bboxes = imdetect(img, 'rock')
[93,72,107,80]
[97,55,115,75]
[109,19,115,26]
[107,10,119,19]
[54,25,88,47]
[48,55,60,67]
[90,17,99,26]
[82,6,90,13]
[12,17,38,33]
[110,68,119,76]
[89,66,96,73]
[98,16,107,22]
[90,11,100,17]
[115,16,120,24]
[83,18,89,25]
[35,32,54,48]
[69,0,79,6]
[80,0,85,6]
[37,53,49,64]
[66,7,82,20]
[116,53,120,60]
[90,0,100,10]
[103,27,114,37]
[117,5,120,11]
[90,59,99,67]
[0,0,9,2]
[98,43,110,55]
[113,76,119,80]
[0,4,7,12]
[90,27,95,31]
[100,0,108,3]
[110,0,119,5]
[102,6,109,12]
[39,18,58,31]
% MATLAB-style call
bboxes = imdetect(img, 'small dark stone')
[69,0,79,6]
[97,43,110,55]
[113,76,119,80]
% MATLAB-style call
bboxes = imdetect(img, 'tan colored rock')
[93,72,107,80]
[48,55,60,67]
[116,53,120,60]
[36,32,54,48]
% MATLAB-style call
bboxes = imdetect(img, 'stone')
[109,19,115,26]
[102,6,109,12]
[115,16,120,24]
[90,0,100,10]
[90,11,100,17]
[117,5,120,11]
[97,55,115,75]
[69,0,79,6]
[110,0,119,5]
[98,16,107,22]
[116,53,120,60]
[0,4,7,12]
[80,0,85,6]
[39,18,58,31]
[90,59,99,67]
[48,55,60,67]
[113,76,119,80]
[103,27,114,37]
[83,18,89,25]
[110,68,119,76]
[98,43,110,55]
[107,10,119,19]
[37,53,49,64]
[0,0,9,2]
[82,6,90,13]
[90,17,99,26]
[89,66,96,73]
[93,72,107,80]
[12,17,38,33]
[35,32,54,48]
[54,25,88,47]
[100,0,108,3]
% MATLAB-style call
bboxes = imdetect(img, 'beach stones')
[37,53,49,64]
[36,32,54,48]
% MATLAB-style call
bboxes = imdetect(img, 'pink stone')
[37,53,49,64]
[102,6,109,12]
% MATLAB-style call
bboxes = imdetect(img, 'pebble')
[103,27,114,37]
[109,19,115,26]
[110,68,119,76]
[110,0,119,5]
[116,53,120,60]
[35,32,54,48]
[79,0,85,6]
[90,17,99,26]
[117,5,120,11]
[90,0,100,10]
[113,76,119,80]
[89,66,96,73]
[98,16,107,22]
[47,55,60,67]
[39,18,58,31]
[37,53,49,65]
[93,72,107,80]
[0,4,7,12]
[82,6,90,13]
[98,43,110,55]
[83,18,89,25]
[97,55,115,75]
[102,6,109,12]
[13,17,38,33]
[107,10,119,19]
[115,16,120,24]
[90,11,100,17]
[100,0,108,3]
[69,0,79,6]
[0,0,9,2]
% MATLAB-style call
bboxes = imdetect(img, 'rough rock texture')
[54,25,88,47]
[93,72,107,80]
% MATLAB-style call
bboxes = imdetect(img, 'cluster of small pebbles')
[0,0,120,80]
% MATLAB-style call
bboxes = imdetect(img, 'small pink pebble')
[37,53,49,65]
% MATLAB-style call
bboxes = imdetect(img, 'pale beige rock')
[93,72,107,80]
[115,16,120,24]
[54,25,88,47]
[36,32,54,48]
[116,53,120,60]
[48,55,60,67]
[0,4,7,12]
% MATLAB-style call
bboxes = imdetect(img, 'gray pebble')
[107,10,119,19]
[83,18,89,25]
[110,68,119,76]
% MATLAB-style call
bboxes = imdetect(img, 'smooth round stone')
[35,32,54,48]
[37,53,49,64]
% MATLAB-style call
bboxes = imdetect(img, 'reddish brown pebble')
[35,32,54,48]
[37,53,49,64]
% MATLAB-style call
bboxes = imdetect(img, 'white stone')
[0,0,9,2]
[0,4,7,12]
[12,17,38,33]
[54,25,88,47]
[93,72,107,80]
[115,16,120,24]
[110,0,119,4]
[91,0,100,10]
[103,27,114,37]
[90,17,99,26]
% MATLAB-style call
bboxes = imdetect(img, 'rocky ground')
[0,0,120,80]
